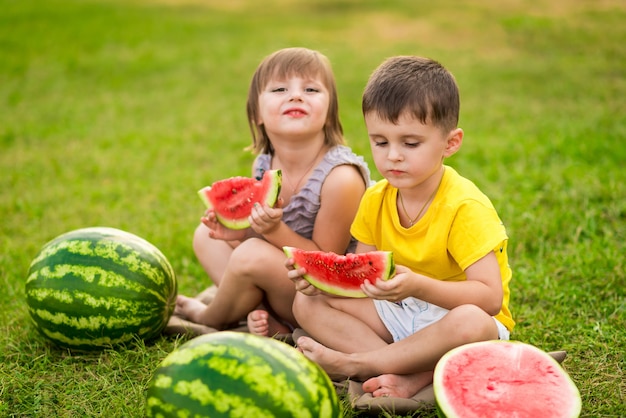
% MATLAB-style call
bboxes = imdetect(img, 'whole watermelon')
[25,227,177,351]
[146,331,341,418]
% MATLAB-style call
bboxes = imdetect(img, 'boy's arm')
[362,251,503,315]
[355,241,377,254]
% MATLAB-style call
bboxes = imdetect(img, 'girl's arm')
[261,164,366,253]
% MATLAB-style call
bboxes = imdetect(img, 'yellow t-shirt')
[351,166,514,331]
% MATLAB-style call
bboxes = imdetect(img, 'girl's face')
[365,110,461,190]
[257,75,330,140]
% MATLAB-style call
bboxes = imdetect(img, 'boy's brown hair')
[362,56,460,133]
[246,47,345,155]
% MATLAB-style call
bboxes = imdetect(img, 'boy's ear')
[443,128,463,157]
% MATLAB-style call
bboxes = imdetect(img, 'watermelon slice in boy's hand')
[198,169,282,230]
[283,246,395,298]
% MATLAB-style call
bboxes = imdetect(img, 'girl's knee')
[192,224,207,251]
[230,239,263,264]
[292,292,310,322]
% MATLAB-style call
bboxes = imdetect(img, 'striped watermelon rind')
[433,340,582,418]
[25,227,177,351]
[146,331,341,418]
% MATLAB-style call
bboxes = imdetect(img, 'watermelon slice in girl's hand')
[283,246,395,298]
[198,169,282,230]
[433,340,582,418]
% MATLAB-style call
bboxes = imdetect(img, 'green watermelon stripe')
[149,369,307,418]
[158,336,334,417]
[243,333,336,403]
[146,332,340,418]
[35,325,146,348]
[27,238,175,293]
[29,233,174,284]
[26,287,161,313]
[27,262,170,304]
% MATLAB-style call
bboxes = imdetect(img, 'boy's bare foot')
[296,335,354,381]
[362,371,433,398]
[175,295,209,324]
[247,310,293,337]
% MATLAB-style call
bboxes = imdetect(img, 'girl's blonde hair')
[246,47,345,155]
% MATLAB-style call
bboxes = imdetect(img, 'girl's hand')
[360,265,417,302]
[249,199,284,236]
[285,258,322,296]
[201,210,247,241]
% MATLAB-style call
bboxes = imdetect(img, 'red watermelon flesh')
[198,169,282,230]
[283,246,395,298]
[433,340,582,418]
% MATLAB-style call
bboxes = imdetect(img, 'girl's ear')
[443,128,463,158]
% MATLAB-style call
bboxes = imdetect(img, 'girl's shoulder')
[322,145,373,186]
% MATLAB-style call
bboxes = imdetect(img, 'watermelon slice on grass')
[283,246,395,298]
[433,340,581,418]
[198,169,282,230]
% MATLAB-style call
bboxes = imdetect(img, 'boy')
[288,56,514,398]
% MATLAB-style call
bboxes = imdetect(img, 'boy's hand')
[360,265,416,302]
[285,257,322,296]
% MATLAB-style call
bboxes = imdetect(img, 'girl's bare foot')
[175,295,209,324]
[247,310,270,336]
[362,371,433,398]
[247,310,293,337]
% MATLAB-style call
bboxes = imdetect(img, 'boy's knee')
[447,304,498,342]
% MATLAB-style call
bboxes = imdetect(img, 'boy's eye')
[373,140,388,147]
[405,142,420,148]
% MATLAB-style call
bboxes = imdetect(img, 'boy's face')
[365,111,460,189]
[257,76,329,140]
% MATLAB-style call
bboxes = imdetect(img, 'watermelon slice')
[198,169,282,230]
[283,246,395,298]
[434,340,582,418]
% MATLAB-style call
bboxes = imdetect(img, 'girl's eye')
[305,87,320,93]
[271,87,287,92]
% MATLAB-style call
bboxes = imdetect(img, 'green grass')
[1,0,624,416]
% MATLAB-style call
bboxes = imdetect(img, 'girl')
[171,47,371,336]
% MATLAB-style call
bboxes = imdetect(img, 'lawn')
[1,0,624,416]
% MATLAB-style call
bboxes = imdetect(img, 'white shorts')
[373,297,510,342]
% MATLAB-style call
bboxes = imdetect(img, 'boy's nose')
[388,146,403,161]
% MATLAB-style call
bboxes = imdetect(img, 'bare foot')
[175,295,209,324]
[247,310,270,336]
[296,336,353,380]
[164,315,217,336]
[362,371,433,398]
[247,310,294,337]
[193,285,217,304]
